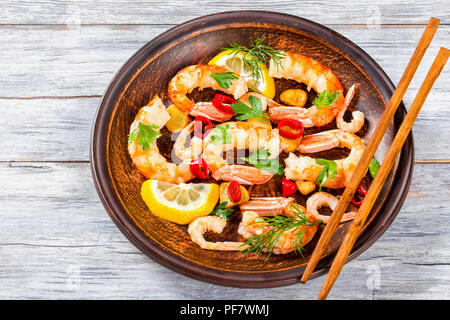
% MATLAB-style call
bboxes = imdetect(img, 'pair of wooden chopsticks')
[299,17,449,299]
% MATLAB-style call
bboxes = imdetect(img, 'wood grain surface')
[0,1,449,299]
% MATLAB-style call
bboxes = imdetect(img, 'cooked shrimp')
[212,165,274,185]
[268,105,315,127]
[188,216,247,251]
[285,130,366,189]
[239,197,295,216]
[190,102,234,122]
[172,121,203,161]
[128,96,194,183]
[306,192,357,223]
[238,208,318,255]
[168,64,247,113]
[202,121,281,184]
[268,51,346,127]
[238,92,278,111]
[336,83,365,133]
[181,92,275,123]
[297,129,341,153]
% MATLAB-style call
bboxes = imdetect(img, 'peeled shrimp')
[297,129,342,153]
[211,165,274,185]
[172,121,203,161]
[182,91,275,122]
[128,96,194,183]
[238,92,275,111]
[239,197,295,216]
[190,102,234,122]
[268,51,346,127]
[185,92,272,123]
[285,130,366,189]
[268,105,315,127]
[240,92,315,127]
[171,119,282,185]
[238,207,318,255]
[240,194,356,224]
[336,83,365,133]
[188,216,246,251]
[168,64,247,114]
[306,192,357,223]
[188,203,318,254]
[202,121,281,185]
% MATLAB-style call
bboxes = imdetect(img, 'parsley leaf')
[242,147,284,175]
[210,124,232,145]
[314,158,337,191]
[127,122,161,151]
[209,72,239,89]
[312,91,341,109]
[231,95,268,120]
[369,158,381,178]
[211,202,234,220]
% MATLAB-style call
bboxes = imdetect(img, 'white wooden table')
[0,1,449,300]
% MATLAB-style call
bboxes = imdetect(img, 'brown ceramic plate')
[90,11,413,288]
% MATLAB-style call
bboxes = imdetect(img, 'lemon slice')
[208,50,276,99]
[141,180,219,224]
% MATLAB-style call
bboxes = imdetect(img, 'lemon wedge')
[141,180,219,224]
[166,104,189,132]
[208,50,276,99]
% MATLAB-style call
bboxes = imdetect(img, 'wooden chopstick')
[318,47,450,300]
[300,17,441,284]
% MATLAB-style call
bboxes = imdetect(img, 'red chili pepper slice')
[212,94,236,114]
[351,197,363,207]
[357,185,367,196]
[351,185,368,207]
[278,119,304,140]
[193,116,212,139]
[282,177,297,197]
[227,181,242,203]
[190,158,209,179]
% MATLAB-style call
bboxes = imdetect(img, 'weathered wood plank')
[0,162,448,299]
[0,98,97,162]
[0,25,448,98]
[1,0,449,25]
[1,95,448,162]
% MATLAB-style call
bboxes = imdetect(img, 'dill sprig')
[241,204,321,261]
[220,34,285,81]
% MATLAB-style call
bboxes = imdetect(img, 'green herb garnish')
[220,34,286,81]
[128,122,161,151]
[241,147,284,175]
[241,204,321,260]
[209,71,239,89]
[312,91,341,109]
[210,124,232,145]
[315,158,337,191]
[369,158,381,178]
[231,95,268,121]
[211,202,234,221]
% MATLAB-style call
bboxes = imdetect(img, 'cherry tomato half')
[190,158,209,179]
[227,181,242,203]
[193,116,212,139]
[278,119,304,140]
[282,177,298,197]
[212,94,236,114]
